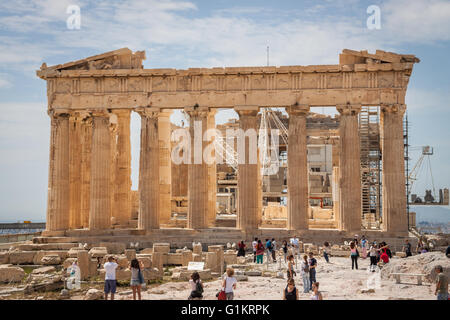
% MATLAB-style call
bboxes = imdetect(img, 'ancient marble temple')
[36,48,419,243]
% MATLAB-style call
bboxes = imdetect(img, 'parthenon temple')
[36,48,420,246]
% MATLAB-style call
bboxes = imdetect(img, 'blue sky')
[0,0,449,222]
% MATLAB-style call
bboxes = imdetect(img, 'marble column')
[158,110,172,225]
[286,105,310,231]
[138,108,160,230]
[111,109,132,226]
[80,116,92,228]
[337,105,362,233]
[46,110,70,231]
[89,111,113,230]
[381,104,407,233]
[235,106,259,231]
[206,110,217,227]
[185,106,209,229]
[69,112,83,229]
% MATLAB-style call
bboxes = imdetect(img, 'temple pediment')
[37,48,145,78]
[340,49,420,65]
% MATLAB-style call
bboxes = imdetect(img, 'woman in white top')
[310,282,323,300]
[222,267,237,300]
[300,254,310,293]
[369,242,378,272]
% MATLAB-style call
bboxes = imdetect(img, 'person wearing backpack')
[188,271,204,300]
[300,254,310,293]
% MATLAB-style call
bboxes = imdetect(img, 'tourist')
[379,243,390,264]
[434,265,448,300]
[282,240,288,263]
[103,256,118,300]
[188,271,204,300]
[308,252,317,290]
[353,234,359,246]
[237,240,246,257]
[287,254,296,280]
[300,254,310,293]
[265,238,273,263]
[369,242,378,272]
[323,241,330,263]
[403,239,412,257]
[283,278,299,300]
[256,240,264,264]
[290,235,300,261]
[361,235,368,259]
[252,237,258,263]
[350,241,359,270]
[130,258,144,300]
[416,238,424,254]
[223,267,237,300]
[271,238,277,262]
[310,282,323,300]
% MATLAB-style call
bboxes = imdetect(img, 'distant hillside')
[411,205,450,223]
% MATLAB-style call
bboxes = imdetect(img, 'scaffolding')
[359,106,382,225]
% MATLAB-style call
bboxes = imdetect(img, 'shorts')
[130,279,141,286]
[104,279,117,294]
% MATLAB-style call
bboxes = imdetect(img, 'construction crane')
[408,146,449,205]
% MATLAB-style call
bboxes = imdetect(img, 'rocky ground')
[0,252,447,300]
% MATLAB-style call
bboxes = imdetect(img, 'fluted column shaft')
[158,111,173,225]
[89,111,113,230]
[207,110,217,227]
[69,113,83,229]
[235,106,259,231]
[46,111,70,231]
[138,108,160,230]
[337,105,362,233]
[111,109,132,226]
[80,117,92,228]
[287,105,310,231]
[185,107,209,229]
[381,104,407,233]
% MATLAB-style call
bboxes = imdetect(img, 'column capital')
[48,108,70,118]
[135,107,160,118]
[336,104,361,116]
[184,106,209,117]
[234,105,259,117]
[286,104,310,116]
[380,103,406,115]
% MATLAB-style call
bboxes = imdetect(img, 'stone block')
[9,251,36,265]
[68,247,87,258]
[33,251,68,265]
[395,252,407,258]
[63,258,77,269]
[167,253,183,265]
[193,243,202,255]
[181,250,193,266]
[117,256,129,269]
[142,268,163,281]
[0,252,9,264]
[88,247,108,258]
[152,252,163,273]
[153,243,170,253]
[125,249,136,261]
[41,254,61,265]
[245,270,262,276]
[137,257,152,269]
[32,266,56,274]
[192,254,202,262]
[99,242,126,254]
[224,252,237,265]
[140,248,153,254]
[0,264,25,283]
[77,250,90,280]
[85,288,103,300]
[171,267,212,281]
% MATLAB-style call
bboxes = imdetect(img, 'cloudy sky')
[0,0,449,222]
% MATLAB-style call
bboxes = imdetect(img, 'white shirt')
[272,241,277,250]
[104,262,118,280]
[224,276,237,293]
[290,238,299,247]
[252,241,257,251]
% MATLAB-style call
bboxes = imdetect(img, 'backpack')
[196,280,204,294]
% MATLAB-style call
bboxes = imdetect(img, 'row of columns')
[46,103,407,234]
